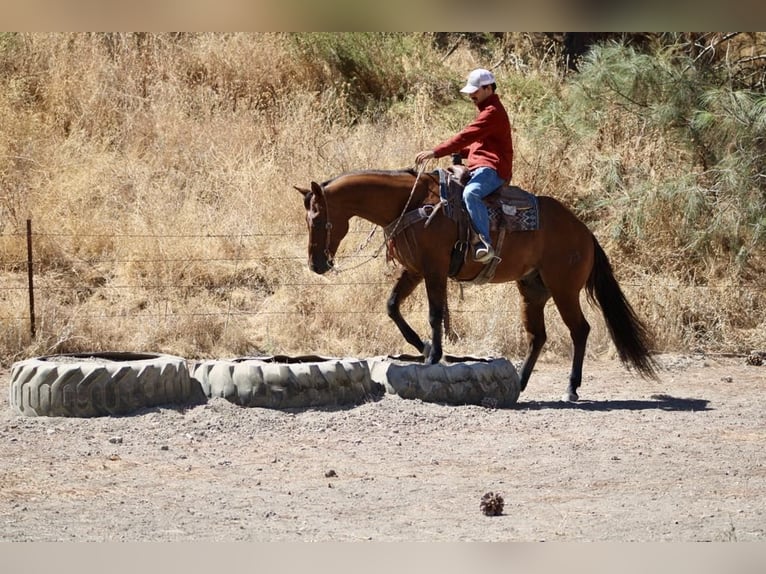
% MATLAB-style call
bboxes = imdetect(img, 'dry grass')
[0,33,764,367]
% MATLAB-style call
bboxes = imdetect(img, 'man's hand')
[415,150,435,165]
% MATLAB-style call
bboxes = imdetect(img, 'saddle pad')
[437,169,540,233]
[487,186,540,233]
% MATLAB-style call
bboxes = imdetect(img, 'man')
[415,68,514,264]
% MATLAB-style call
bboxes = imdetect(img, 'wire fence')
[4,221,759,358]
[1,218,692,334]
[1,221,482,337]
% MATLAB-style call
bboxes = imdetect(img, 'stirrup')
[473,237,495,264]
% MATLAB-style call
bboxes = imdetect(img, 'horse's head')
[295,181,348,275]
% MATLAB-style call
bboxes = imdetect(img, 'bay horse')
[295,168,658,401]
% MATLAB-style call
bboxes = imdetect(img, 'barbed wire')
[0,230,372,238]
[0,279,393,291]
[0,225,401,332]
[0,226,695,335]
[0,308,499,321]
[0,253,380,268]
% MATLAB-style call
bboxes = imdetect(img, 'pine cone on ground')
[480,491,504,516]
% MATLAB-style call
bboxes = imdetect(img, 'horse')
[295,167,658,401]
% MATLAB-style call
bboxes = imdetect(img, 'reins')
[382,161,430,244]
[324,161,431,273]
[315,161,458,343]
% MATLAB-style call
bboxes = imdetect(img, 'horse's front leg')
[423,273,447,364]
[387,269,428,355]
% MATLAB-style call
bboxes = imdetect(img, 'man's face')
[469,84,493,105]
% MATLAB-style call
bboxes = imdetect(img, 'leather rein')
[315,164,433,272]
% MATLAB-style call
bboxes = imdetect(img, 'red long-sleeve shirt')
[432,93,513,182]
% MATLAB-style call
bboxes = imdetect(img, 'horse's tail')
[586,236,659,379]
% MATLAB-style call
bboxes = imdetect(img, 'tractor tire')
[9,352,197,417]
[367,354,520,407]
[191,355,383,409]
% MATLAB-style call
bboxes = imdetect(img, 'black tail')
[586,237,659,379]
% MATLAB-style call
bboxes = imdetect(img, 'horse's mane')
[321,168,418,188]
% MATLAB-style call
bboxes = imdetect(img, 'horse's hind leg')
[387,269,427,355]
[549,286,591,402]
[517,272,551,392]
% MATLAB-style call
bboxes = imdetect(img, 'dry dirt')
[1,353,764,542]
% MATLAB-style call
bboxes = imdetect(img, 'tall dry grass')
[0,33,764,368]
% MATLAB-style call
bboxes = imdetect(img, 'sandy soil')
[1,353,764,542]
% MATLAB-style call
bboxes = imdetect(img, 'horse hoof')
[562,391,579,402]
[421,341,432,359]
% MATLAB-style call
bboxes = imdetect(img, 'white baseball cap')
[459,68,495,94]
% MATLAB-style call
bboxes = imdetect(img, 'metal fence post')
[26,219,35,338]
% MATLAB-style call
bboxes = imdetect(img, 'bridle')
[311,186,335,269]
[310,163,432,272]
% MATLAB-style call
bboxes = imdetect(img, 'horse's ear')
[310,181,323,198]
[293,185,310,197]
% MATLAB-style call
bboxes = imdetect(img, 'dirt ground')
[1,353,764,542]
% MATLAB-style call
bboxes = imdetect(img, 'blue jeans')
[463,166,505,241]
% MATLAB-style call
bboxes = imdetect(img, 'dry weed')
[0,33,763,366]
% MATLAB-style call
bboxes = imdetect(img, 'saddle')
[438,166,539,282]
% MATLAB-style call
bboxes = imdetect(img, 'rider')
[415,68,514,264]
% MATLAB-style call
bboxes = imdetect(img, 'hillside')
[0,32,764,365]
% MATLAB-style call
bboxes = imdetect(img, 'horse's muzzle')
[309,258,333,274]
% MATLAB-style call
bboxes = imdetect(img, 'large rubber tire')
[368,354,521,407]
[9,352,196,418]
[191,355,383,409]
